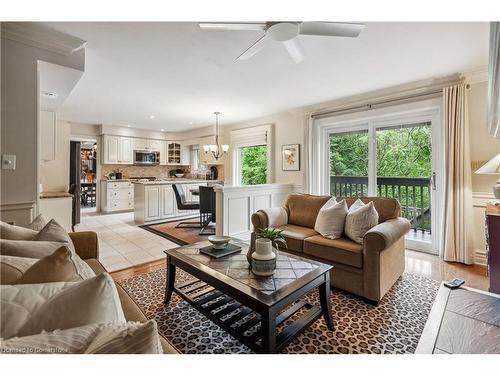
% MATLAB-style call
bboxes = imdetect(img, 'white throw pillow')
[0,320,162,354]
[33,219,75,251]
[1,273,125,340]
[344,199,379,244]
[0,321,162,354]
[314,198,348,239]
[0,221,37,240]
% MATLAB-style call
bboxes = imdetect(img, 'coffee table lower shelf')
[173,277,322,353]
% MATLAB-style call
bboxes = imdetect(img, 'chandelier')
[203,111,229,161]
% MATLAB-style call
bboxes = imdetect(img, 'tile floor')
[75,208,178,272]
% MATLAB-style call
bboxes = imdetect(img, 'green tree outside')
[241,145,267,185]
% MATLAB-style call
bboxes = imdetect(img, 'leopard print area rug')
[119,269,439,354]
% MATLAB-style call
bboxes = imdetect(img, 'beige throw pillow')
[15,246,83,284]
[344,199,379,244]
[33,219,75,251]
[26,214,47,231]
[0,239,65,259]
[314,198,348,239]
[0,255,38,284]
[0,221,37,240]
[1,273,126,339]
[0,321,162,354]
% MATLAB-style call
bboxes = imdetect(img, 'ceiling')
[44,22,489,132]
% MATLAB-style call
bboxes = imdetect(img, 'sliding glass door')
[327,111,440,254]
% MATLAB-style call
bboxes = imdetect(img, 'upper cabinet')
[132,138,161,151]
[167,142,181,164]
[40,111,57,161]
[102,135,133,164]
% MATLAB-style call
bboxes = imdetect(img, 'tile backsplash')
[100,164,224,180]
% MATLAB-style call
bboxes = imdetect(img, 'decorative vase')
[251,238,277,276]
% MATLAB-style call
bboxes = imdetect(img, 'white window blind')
[230,124,270,147]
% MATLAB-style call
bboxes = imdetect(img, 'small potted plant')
[249,227,287,276]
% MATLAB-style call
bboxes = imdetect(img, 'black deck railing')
[330,175,431,233]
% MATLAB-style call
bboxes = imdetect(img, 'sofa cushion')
[343,197,400,223]
[285,194,331,228]
[0,255,38,284]
[0,320,162,354]
[33,219,75,252]
[344,200,379,244]
[314,199,348,239]
[26,214,48,231]
[1,273,126,340]
[0,221,37,240]
[303,235,363,268]
[15,246,84,284]
[276,224,318,252]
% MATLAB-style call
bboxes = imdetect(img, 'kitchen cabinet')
[167,142,181,164]
[160,185,175,217]
[100,180,134,212]
[40,111,57,161]
[145,185,161,220]
[102,135,133,164]
[132,138,148,150]
[160,141,168,165]
[148,139,162,151]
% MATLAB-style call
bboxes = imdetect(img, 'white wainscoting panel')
[215,183,296,237]
[472,192,495,265]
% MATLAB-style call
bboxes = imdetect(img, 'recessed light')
[150,115,156,119]
[189,121,193,125]
[161,128,165,132]
[127,125,131,128]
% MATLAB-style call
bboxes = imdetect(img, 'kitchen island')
[133,179,221,224]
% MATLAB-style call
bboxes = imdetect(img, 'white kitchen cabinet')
[102,135,120,164]
[40,111,56,161]
[180,143,190,165]
[145,186,161,220]
[160,185,175,217]
[100,180,134,212]
[160,141,167,165]
[148,139,162,151]
[133,138,148,150]
[121,137,133,163]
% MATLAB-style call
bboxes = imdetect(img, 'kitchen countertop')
[132,179,223,185]
[40,191,73,199]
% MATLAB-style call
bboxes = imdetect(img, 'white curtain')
[442,83,474,264]
[488,22,500,138]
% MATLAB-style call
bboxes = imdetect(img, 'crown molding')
[463,67,488,85]
[1,22,86,56]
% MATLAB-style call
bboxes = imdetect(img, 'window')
[240,145,268,185]
[231,124,273,186]
[190,146,200,171]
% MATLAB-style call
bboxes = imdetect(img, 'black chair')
[198,185,216,235]
[172,184,201,228]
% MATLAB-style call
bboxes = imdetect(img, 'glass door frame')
[317,105,442,254]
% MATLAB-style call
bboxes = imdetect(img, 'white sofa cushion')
[0,321,162,354]
[314,198,348,239]
[344,199,379,244]
[1,273,125,340]
[0,222,37,241]
[32,219,75,251]
[26,214,47,231]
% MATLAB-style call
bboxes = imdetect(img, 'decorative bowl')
[175,173,184,178]
[208,235,231,250]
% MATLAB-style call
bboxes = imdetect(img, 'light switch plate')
[2,154,16,170]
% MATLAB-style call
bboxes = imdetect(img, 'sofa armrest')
[251,207,288,231]
[69,231,99,260]
[363,218,411,253]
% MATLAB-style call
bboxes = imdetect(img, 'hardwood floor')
[111,249,489,291]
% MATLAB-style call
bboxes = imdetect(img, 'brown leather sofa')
[251,194,411,304]
[69,231,179,354]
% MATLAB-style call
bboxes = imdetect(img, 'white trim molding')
[472,192,495,265]
[1,22,86,56]
[0,202,36,226]
[463,67,488,85]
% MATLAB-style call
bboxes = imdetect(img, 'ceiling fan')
[199,22,365,63]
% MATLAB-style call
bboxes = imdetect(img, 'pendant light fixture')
[203,111,229,160]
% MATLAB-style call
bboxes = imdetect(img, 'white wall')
[0,34,84,224]
[40,119,71,192]
[221,111,306,188]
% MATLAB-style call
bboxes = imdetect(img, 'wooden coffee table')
[164,239,333,353]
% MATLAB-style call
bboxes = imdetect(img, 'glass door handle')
[431,172,437,190]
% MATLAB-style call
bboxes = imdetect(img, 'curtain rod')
[311,82,470,119]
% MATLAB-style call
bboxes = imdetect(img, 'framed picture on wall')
[282,144,300,171]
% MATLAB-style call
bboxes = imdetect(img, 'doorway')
[325,108,441,254]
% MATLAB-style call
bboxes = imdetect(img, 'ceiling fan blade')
[299,22,365,37]
[236,35,267,61]
[199,23,266,31]
[283,38,305,63]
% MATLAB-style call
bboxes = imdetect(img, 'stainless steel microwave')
[133,150,160,165]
